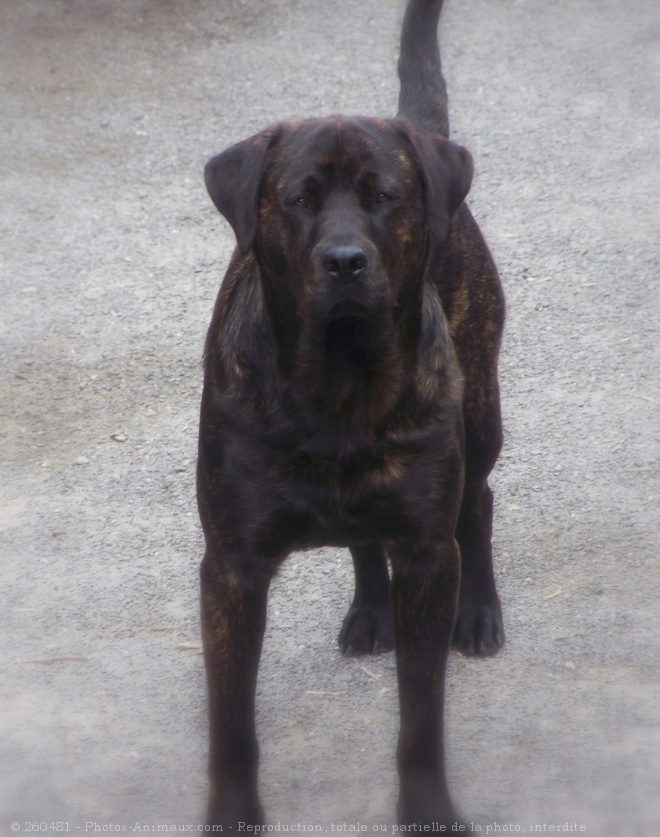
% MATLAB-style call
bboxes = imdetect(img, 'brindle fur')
[197,0,505,827]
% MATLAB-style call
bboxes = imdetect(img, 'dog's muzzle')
[310,239,390,322]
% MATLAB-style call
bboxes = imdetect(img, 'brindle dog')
[198,0,505,827]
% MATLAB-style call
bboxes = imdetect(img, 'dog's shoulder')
[427,205,505,354]
[412,283,463,411]
[203,251,284,418]
[205,251,268,357]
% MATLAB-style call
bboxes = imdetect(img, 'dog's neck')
[292,312,410,430]
[256,264,422,432]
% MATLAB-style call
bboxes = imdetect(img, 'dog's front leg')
[200,553,271,828]
[391,540,462,828]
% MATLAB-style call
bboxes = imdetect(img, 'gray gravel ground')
[1,0,658,835]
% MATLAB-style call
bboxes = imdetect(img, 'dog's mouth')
[326,299,373,322]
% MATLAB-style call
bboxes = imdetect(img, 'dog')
[197,0,505,827]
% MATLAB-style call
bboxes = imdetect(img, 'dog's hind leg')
[338,542,394,655]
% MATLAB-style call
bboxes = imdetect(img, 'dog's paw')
[397,791,464,832]
[206,787,264,830]
[452,600,505,657]
[207,803,264,832]
[338,603,394,655]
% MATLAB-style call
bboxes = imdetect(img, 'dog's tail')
[396,0,449,138]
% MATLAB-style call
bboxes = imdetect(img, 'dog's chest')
[271,436,416,545]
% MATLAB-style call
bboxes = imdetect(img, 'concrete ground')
[1,1,658,835]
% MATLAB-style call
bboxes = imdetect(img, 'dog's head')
[205,116,472,324]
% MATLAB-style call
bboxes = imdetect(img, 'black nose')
[322,246,367,281]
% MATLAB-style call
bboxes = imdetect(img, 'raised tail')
[396,0,449,138]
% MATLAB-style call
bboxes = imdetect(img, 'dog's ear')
[408,130,474,244]
[204,127,280,255]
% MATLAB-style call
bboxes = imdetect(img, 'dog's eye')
[376,192,392,204]
[292,196,307,208]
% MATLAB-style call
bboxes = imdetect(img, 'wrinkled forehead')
[266,116,418,185]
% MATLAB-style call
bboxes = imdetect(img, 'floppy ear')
[409,131,474,244]
[204,127,279,255]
